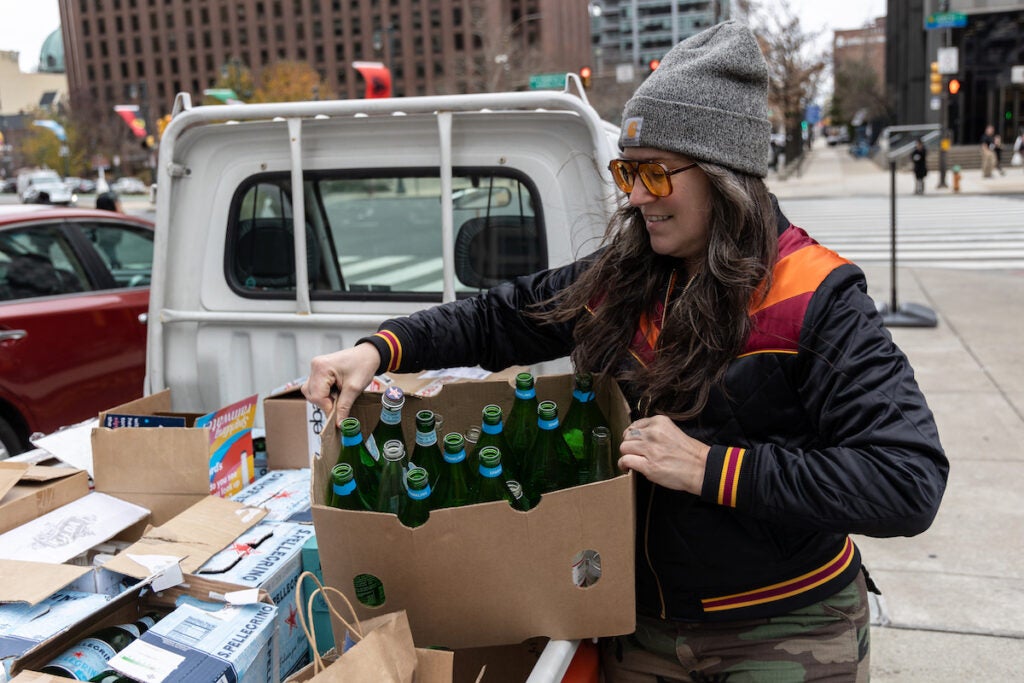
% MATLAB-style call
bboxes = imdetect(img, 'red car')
[0,205,155,456]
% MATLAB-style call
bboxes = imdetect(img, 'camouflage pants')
[602,573,870,682]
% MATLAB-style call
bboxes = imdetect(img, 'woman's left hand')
[619,415,710,495]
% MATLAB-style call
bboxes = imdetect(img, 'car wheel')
[0,416,24,459]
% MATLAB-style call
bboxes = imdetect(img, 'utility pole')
[937,0,951,188]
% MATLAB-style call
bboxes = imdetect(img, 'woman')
[303,21,947,681]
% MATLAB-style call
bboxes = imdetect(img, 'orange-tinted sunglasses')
[608,159,699,197]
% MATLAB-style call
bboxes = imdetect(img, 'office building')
[58,0,591,127]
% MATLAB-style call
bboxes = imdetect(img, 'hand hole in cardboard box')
[353,572,386,607]
[572,549,602,588]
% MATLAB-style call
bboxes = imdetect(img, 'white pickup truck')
[147,79,620,416]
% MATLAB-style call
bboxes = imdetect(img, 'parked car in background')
[20,175,77,205]
[64,176,97,194]
[0,205,155,457]
[1,178,17,194]
[111,176,149,195]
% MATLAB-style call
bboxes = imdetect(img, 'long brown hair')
[535,161,777,420]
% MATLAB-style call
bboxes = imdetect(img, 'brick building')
[58,0,592,128]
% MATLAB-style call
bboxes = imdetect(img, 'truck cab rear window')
[226,170,545,299]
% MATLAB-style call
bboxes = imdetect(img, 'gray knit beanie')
[620,20,771,177]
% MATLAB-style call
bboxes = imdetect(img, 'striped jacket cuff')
[357,329,404,375]
[702,445,747,508]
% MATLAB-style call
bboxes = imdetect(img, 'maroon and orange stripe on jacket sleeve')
[702,445,747,508]
[372,330,403,373]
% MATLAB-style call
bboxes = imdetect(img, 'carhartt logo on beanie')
[620,20,771,178]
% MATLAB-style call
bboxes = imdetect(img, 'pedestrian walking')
[981,125,997,178]
[912,139,928,194]
[1013,128,1024,170]
[303,20,948,682]
[993,134,1006,176]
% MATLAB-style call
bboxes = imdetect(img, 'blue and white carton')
[0,590,112,681]
[109,598,278,683]
[195,521,315,680]
[230,469,311,523]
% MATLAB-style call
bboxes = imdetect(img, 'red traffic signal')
[648,59,661,72]
[948,78,961,95]
[579,66,592,88]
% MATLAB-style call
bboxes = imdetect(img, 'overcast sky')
[0,0,887,73]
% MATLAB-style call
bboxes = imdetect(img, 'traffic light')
[648,59,661,73]
[929,61,942,95]
[579,66,592,89]
[948,78,961,95]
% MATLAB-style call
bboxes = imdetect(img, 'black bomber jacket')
[361,202,948,623]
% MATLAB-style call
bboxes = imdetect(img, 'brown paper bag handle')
[296,570,366,674]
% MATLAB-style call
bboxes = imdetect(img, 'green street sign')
[925,12,967,30]
[529,73,565,90]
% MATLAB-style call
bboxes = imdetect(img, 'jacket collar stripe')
[701,537,855,611]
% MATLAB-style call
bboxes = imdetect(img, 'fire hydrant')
[952,164,962,193]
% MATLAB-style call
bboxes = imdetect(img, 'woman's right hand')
[302,342,381,426]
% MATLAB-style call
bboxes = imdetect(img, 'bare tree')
[746,0,828,162]
[447,3,546,94]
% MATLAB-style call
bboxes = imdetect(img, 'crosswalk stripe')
[781,195,1024,269]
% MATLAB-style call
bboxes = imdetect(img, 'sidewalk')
[769,140,1023,199]
[770,143,1024,680]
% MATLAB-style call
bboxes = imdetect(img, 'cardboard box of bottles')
[91,389,262,526]
[0,462,89,536]
[311,372,636,650]
[12,573,278,683]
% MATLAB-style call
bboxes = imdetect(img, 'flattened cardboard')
[0,493,149,565]
[312,374,636,650]
[102,496,268,579]
[0,561,91,606]
[0,465,88,537]
[0,462,29,500]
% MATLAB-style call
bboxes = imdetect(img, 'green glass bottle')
[375,439,408,514]
[327,463,365,510]
[561,372,610,484]
[368,386,407,464]
[434,432,475,509]
[332,417,379,510]
[590,425,617,482]
[399,466,432,528]
[41,620,150,680]
[506,479,532,512]
[504,371,539,470]
[523,400,578,506]
[474,446,517,506]
[409,410,444,488]
[469,404,518,479]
